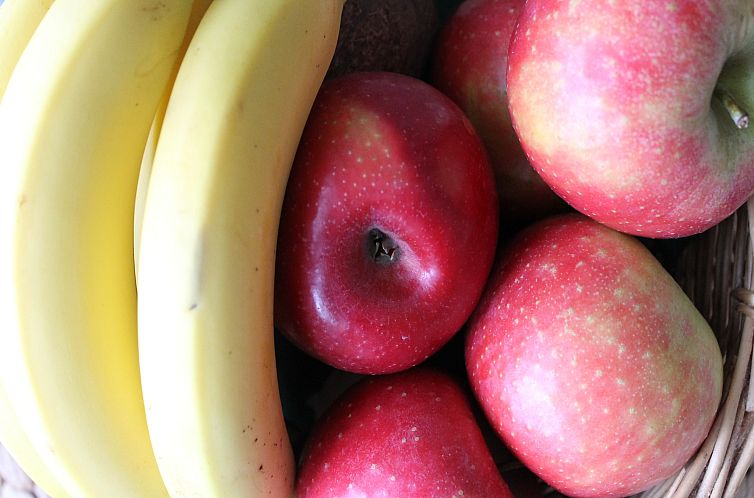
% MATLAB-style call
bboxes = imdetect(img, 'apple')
[432,0,567,227]
[274,71,498,374]
[506,0,754,237]
[465,214,723,497]
[296,368,514,498]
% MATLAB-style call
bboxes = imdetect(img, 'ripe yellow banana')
[135,114,162,275]
[0,0,54,99]
[0,0,194,496]
[0,2,70,497]
[137,0,345,496]
[134,0,214,276]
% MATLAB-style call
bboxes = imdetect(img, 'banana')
[136,0,344,496]
[0,0,194,496]
[0,0,54,99]
[135,113,162,275]
[0,2,70,497]
[134,0,215,276]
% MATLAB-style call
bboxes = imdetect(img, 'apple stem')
[368,228,399,264]
[714,87,749,129]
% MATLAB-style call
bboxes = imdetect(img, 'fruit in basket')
[507,0,754,237]
[274,71,499,374]
[465,214,723,497]
[296,368,514,498]
[135,1,345,497]
[2,0,742,496]
[327,0,440,78]
[432,0,566,227]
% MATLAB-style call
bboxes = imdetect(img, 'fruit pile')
[0,0,750,497]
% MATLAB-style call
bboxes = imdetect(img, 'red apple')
[296,368,514,498]
[432,0,566,227]
[274,71,498,374]
[465,214,723,497]
[507,0,754,237]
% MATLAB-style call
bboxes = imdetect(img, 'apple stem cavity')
[714,87,750,129]
[368,228,400,264]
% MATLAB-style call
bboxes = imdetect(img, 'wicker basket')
[3,205,754,498]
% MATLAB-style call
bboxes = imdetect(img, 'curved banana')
[135,113,162,275]
[0,0,194,496]
[0,2,70,497]
[0,0,54,99]
[136,0,344,496]
[134,0,214,275]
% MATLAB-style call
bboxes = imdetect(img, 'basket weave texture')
[3,204,754,497]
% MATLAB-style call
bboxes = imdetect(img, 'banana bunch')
[0,0,344,497]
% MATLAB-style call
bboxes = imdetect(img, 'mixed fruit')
[0,0,749,497]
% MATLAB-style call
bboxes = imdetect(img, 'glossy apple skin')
[465,214,723,497]
[296,368,514,498]
[507,0,754,237]
[432,0,566,227]
[274,72,498,374]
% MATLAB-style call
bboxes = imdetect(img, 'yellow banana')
[0,0,194,496]
[0,0,54,99]
[0,1,69,497]
[136,0,345,496]
[134,0,214,275]
[135,113,162,275]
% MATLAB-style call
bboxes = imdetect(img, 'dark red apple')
[432,0,566,227]
[507,0,754,237]
[296,368,514,498]
[465,214,723,497]
[274,71,498,374]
